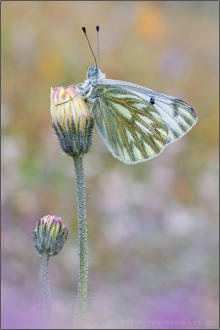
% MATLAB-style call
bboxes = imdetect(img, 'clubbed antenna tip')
[96,26,99,32]
[82,26,86,34]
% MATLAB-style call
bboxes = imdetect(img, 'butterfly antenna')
[96,26,100,68]
[82,26,98,68]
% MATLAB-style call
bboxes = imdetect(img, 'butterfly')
[62,26,197,164]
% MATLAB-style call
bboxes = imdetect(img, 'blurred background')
[1,1,219,329]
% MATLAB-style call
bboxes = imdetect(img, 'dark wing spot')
[150,97,155,105]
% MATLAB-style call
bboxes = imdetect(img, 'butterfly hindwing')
[91,84,169,164]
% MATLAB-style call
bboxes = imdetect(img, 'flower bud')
[33,215,68,257]
[50,86,94,157]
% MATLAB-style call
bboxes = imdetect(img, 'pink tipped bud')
[33,215,68,257]
[50,86,94,157]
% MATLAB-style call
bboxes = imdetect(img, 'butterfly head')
[86,65,106,84]
[87,65,98,79]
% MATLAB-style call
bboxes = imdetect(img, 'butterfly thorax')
[79,65,106,101]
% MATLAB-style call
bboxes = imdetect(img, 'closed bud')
[33,215,68,257]
[50,86,94,157]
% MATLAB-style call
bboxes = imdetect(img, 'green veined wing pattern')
[92,85,169,164]
[102,80,197,146]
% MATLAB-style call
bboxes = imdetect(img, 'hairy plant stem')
[40,253,53,328]
[73,156,88,329]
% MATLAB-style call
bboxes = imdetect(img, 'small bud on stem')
[33,215,68,328]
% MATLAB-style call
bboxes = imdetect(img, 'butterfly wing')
[92,84,169,164]
[102,79,197,145]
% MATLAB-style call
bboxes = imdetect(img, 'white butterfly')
[64,26,197,164]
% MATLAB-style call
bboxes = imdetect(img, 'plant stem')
[73,156,88,329]
[40,252,53,328]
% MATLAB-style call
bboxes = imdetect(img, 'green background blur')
[1,1,219,329]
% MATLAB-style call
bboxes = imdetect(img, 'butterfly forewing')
[92,84,169,164]
[102,79,197,146]
[153,99,197,144]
